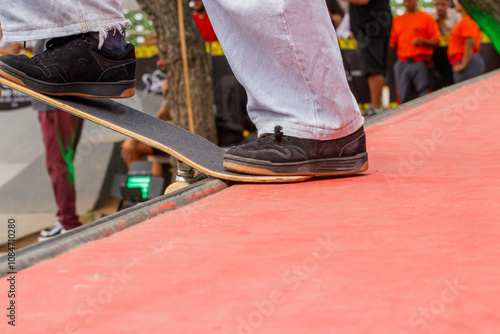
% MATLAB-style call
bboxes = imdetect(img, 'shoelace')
[258,125,288,145]
[274,125,284,143]
[42,35,91,59]
[46,35,81,49]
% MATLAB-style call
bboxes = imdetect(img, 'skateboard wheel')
[164,181,190,194]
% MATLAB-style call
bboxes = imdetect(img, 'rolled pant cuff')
[1,20,131,43]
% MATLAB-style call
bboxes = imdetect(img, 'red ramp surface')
[2,73,500,333]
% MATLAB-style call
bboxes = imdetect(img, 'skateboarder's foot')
[38,222,67,242]
[223,126,369,176]
[0,34,136,98]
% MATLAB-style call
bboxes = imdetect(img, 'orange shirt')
[447,15,482,65]
[390,11,441,58]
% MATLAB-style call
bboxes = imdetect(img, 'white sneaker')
[364,106,376,117]
[38,222,67,241]
[364,106,387,117]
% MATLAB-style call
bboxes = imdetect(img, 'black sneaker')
[223,126,368,176]
[0,34,136,98]
[38,221,67,242]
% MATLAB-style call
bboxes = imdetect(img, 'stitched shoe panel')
[223,126,369,176]
[225,134,310,163]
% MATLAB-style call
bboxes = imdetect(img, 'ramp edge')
[365,68,500,127]
[0,178,228,277]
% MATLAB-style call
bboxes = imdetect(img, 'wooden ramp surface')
[1,73,500,333]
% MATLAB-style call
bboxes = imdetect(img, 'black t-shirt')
[349,0,392,37]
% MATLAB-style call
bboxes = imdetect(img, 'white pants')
[0,0,363,140]
[0,1,129,42]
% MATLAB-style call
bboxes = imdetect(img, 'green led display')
[126,176,152,199]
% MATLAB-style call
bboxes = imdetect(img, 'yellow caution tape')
[338,38,357,50]
[135,45,159,58]
[206,41,225,56]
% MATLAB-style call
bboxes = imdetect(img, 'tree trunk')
[136,0,217,143]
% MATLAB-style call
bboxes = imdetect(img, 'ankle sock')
[89,30,127,51]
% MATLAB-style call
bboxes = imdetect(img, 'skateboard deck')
[0,76,311,183]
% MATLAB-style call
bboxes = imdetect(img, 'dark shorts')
[355,35,389,77]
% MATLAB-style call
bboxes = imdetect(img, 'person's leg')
[414,62,430,98]
[367,74,385,109]
[38,110,84,231]
[204,0,363,140]
[204,0,367,175]
[394,61,413,104]
[357,35,389,113]
[0,0,135,98]
[0,1,129,44]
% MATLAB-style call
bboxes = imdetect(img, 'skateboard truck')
[164,160,201,194]
[175,161,196,182]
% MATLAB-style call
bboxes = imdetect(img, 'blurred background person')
[431,0,461,89]
[348,0,392,116]
[191,0,218,43]
[434,0,461,35]
[33,39,84,241]
[327,0,353,40]
[326,0,345,29]
[390,0,441,103]
[448,0,485,83]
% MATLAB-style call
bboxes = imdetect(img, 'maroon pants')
[38,110,84,230]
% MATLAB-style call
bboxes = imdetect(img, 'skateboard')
[0,76,312,183]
